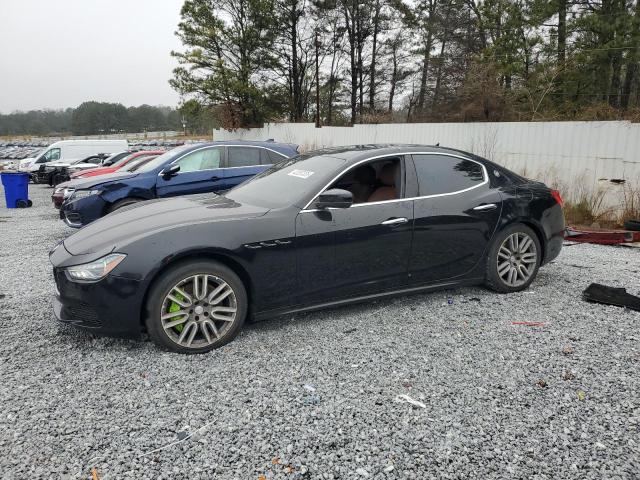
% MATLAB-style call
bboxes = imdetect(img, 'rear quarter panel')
[498,184,564,265]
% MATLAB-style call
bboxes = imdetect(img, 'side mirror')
[161,164,180,178]
[315,188,353,209]
[102,160,113,167]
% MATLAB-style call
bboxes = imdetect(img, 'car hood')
[53,181,71,192]
[63,195,270,255]
[67,171,138,190]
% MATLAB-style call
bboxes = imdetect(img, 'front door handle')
[473,203,497,211]
[381,217,409,226]
[211,175,221,181]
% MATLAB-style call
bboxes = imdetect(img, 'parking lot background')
[0,183,638,479]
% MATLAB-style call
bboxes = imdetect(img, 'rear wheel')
[145,260,247,354]
[485,224,541,293]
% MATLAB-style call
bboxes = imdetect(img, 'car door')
[295,156,414,305]
[156,146,225,198]
[408,153,502,284]
[222,146,271,190]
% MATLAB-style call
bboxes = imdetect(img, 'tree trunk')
[343,5,357,124]
[621,0,640,109]
[556,0,567,93]
[369,0,381,111]
[290,1,301,121]
[388,45,398,112]
[610,50,623,107]
[417,32,433,112]
[356,12,364,119]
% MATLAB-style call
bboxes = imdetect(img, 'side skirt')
[251,277,485,322]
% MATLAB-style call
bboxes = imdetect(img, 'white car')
[19,139,128,174]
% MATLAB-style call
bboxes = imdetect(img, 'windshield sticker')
[288,169,315,179]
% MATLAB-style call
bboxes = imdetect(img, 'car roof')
[184,140,298,155]
[307,144,481,164]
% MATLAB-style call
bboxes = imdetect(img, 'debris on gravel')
[0,184,639,479]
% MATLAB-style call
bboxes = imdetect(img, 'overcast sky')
[0,0,185,113]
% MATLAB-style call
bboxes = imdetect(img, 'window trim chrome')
[300,151,488,212]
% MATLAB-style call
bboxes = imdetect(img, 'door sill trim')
[252,277,484,321]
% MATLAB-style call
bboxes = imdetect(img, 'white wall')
[214,121,640,211]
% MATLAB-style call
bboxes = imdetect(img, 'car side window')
[327,157,403,204]
[263,149,286,165]
[39,148,61,163]
[413,154,484,196]
[176,148,221,173]
[228,147,261,167]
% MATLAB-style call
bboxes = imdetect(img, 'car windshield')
[122,155,157,172]
[110,153,136,167]
[135,145,193,173]
[226,153,346,209]
[102,152,126,165]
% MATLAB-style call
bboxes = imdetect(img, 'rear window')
[413,154,484,196]
[263,149,287,164]
[228,147,262,167]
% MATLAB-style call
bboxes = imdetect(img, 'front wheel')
[485,224,541,293]
[145,261,247,353]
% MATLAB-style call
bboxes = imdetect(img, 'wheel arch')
[139,249,254,330]
[500,217,547,263]
[103,196,148,216]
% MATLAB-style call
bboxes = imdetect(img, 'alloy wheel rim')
[160,274,237,349]
[497,232,537,287]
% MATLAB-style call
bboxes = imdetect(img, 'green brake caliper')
[168,292,186,333]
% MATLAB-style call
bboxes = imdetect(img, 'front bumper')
[53,267,145,338]
[52,192,64,209]
[60,195,107,228]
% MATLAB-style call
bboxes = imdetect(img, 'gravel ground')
[0,184,638,480]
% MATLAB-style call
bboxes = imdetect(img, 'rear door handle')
[473,203,497,211]
[381,217,409,226]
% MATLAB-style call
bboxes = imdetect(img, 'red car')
[70,150,165,179]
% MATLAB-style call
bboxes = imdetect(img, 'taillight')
[551,189,564,206]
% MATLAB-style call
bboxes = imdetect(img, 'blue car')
[60,141,298,227]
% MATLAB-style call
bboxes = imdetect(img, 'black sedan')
[50,145,565,353]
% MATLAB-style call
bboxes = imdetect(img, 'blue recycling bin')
[1,171,30,208]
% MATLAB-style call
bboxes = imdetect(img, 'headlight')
[63,188,74,198]
[72,189,101,200]
[66,253,127,282]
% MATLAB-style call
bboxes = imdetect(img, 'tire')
[52,173,64,187]
[624,219,640,232]
[144,260,247,354]
[485,223,541,293]
[108,197,142,213]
